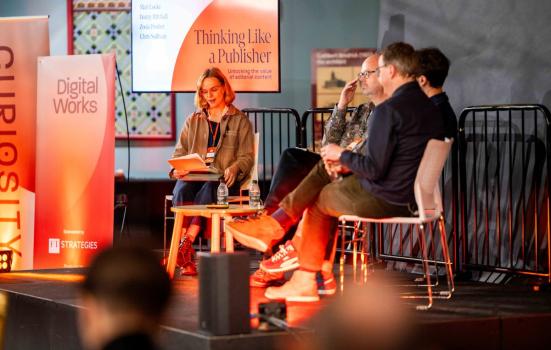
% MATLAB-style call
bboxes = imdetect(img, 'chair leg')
[360,222,369,282]
[438,216,455,297]
[223,215,234,252]
[167,213,184,280]
[359,222,366,272]
[416,224,433,310]
[414,224,440,288]
[339,218,346,273]
[370,223,379,267]
[428,224,440,286]
[352,222,359,277]
[339,218,347,293]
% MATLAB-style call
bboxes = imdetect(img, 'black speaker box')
[198,252,251,335]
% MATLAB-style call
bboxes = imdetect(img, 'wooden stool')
[166,204,259,279]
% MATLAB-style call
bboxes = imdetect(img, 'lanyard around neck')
[208,120,220,148]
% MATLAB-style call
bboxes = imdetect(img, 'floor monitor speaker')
[198,252,250,335]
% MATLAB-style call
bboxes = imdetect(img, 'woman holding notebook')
[169,67,254,275]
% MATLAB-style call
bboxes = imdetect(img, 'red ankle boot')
[177,235,197,276]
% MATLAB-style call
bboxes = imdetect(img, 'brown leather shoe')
[225,214,285,252]
[177,235,197,276]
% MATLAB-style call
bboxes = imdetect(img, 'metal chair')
[228,132,260,204]
[338,139,455,310]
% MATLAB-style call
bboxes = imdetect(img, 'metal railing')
[458,104,551,281]
[242,108,301,195]
[244,104,551,282]
[299,107,355,150]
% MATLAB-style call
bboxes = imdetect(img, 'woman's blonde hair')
[194,67,235,109]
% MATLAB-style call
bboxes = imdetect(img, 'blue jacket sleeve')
[339,104,397,181]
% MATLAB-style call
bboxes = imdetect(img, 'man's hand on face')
[337,78,358,110]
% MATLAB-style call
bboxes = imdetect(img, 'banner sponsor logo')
[61,240,98,250]
[49,237,98,254]
[48,238,60,254]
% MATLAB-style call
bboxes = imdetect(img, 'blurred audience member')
[286,275,428,350]
[78,245,172,350]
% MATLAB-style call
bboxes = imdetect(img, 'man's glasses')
[357,70,377,79]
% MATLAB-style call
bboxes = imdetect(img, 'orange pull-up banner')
[0,16,49,270]
[34,53,115,269]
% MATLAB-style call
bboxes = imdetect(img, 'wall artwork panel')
[68,0,175,140]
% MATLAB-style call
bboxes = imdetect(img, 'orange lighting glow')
[1,272,84,283]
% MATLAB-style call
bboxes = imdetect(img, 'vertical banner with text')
[34,53,115,269]
[0,16,49,270]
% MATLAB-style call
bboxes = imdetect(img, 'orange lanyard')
[207,120,220,148]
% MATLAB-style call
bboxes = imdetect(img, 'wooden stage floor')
[1,262,551,350]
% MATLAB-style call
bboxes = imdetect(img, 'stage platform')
[1,265,551,350]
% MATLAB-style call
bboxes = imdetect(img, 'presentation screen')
[131,0,280,92]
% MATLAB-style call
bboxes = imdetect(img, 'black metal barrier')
[242,104,551,282]
[242,108,301,195]
[300,107,355,151]
[371,145,458,273]
[458,104,551,281]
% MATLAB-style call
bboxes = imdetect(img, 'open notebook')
[168,153,221,181]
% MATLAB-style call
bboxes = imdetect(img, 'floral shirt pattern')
[322,102,374,152]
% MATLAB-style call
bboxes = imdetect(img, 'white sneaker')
[265,270,319,302]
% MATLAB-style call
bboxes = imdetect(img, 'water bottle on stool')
[217,178,228,205]
[249,180,261,209]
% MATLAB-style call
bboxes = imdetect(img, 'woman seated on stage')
[170,67,254,275]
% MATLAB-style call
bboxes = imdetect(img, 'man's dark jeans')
[263,148,321,214]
